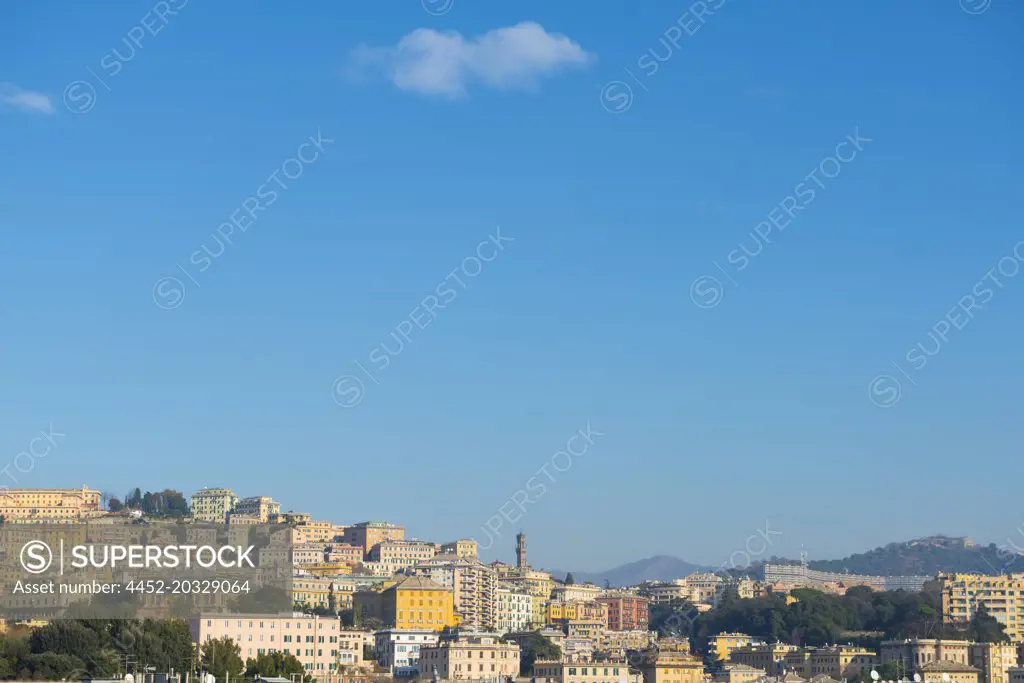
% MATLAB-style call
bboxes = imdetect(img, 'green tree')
[564,573,575,585]
[245,651,307,680]
[650,598,700,639]
[28,621,103,659]
[20,652,86,680]
[201,637,244,682]
[111,619,195,673]
[503,631,561,675]
[967,607,1010,643]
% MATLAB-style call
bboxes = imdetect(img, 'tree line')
[649,582,1009,658]
[0,620,310,682]
[107,488,189,517]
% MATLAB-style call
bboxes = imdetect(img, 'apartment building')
[191,614,348,674]
[595,629,656,657]
[293,574,358,610]
[190,488,239,523]
[534,660,642,683]
[563,637,595,662]
[547,601,609,628]
[940,574,1024,642]
[353,575,457,631]
[344,521,406,557]
[921,661,982,683]
[729,643,800,675]
[411,555,497,631]
[553,583,605,603]
[232,496,281,523]
[969,643,1020,683]
[764,563,928,593]
[793,646,876,679]
[440,539,479,560]
[597,595,651,631]
[881,639,971,671]
[684,573,726,605]
[367,540,438,575]
[272,511,312,525]
[1009,669,1024,683]
[417,633,520,680]
[714,664,767,683]
[337,629,374,669]
[518,569,558,600]
[375,629,439,677]
[227,514,261,526]
[295,519,338,543]
[0,487,102,523]
[639,649,706,683]
[327,543,364,566]
[711,634,757,663]
[639,580,690,605]
[294,543,331,566]
[496,587,533,634]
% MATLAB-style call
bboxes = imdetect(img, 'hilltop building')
[0,487,102,522]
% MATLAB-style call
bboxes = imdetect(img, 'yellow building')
[293,576,356,610]
[303,520,338,542]
[714,664,767,683]
[940,574,1024,642]
[730,643,800,676]
[640,649,705,683]
[969,643,1020,683]
[532,595,548,628]
[354,575,456,632]
[440,539,478,560]
[305,562,353,577]
[190,487,238,523]
[712,633,756,662]
[546,600,608,627]
[804,646,876,679]
[921,661,982,683]
[232,496,280,523]
[0,487,102,522]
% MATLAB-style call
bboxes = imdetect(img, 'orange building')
[597,595,650,631]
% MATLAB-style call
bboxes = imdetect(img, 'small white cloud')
[351,22,594,98]
[0,83,55,114]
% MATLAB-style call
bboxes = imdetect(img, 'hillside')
[808,536,1024,576]
[545,555,710,587]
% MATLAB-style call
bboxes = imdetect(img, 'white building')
[552,583,605,603]
[496,587,533,634]
[375,629,440,677]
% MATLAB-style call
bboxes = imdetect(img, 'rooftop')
[385,575,450,592]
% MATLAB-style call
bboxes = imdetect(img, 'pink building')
[191,613,352,675]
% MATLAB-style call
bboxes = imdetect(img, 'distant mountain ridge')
[544,555,711,587]
[546,536,1024,587]
[808,535,1024,576]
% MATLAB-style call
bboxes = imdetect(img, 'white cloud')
[351,22,595,98]
[0,83,55,114]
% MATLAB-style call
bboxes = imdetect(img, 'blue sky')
[2,0,1022,571]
